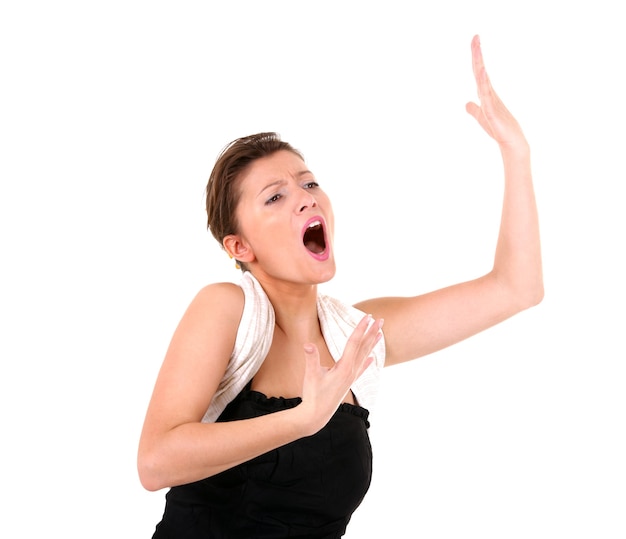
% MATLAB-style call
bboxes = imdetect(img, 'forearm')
[138,406,307,491]
[138,314,381,492]
[492,141,544,307]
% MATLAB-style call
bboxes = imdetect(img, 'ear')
[223,234,255,264]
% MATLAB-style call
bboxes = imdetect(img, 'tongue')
[303,223,325,254]
[305,240,324,254]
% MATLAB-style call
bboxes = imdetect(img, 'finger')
[355,313,374,336]
[361,318,384,354]
[303,343,320,375]
[465,101,492,135]
[465,101,479,118]
[352,315,381,349]
[342,315,374,353]
[471,35,493,102]
[355,355,375,379]
[350,318,384,371]
[471,35,484,84]
[470,35,480,77]
[336,315,381,373]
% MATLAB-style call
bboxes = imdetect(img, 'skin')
[137,35,543,492]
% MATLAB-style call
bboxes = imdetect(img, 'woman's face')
[229,150,336,285]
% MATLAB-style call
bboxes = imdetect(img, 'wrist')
[288,399,329,438]
[499,138,531,162]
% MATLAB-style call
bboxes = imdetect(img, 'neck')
[251,272,321,340]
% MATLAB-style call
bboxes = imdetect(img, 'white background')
[1,1,625,537]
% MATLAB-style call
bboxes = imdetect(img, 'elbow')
[516,279,545,311]
[494,270,544,314]
[138,473,162,493]
[530,283,545,307]
[526,271,545,308]
[137,449,167,492]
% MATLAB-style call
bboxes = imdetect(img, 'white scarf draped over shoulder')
[202,271,386,423]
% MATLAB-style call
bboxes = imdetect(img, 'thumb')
[303,343,319,367]
[302,343,321,387]
[466,101,493,138]
[465,101,481,121]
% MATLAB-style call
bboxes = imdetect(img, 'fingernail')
[304,344,314,353]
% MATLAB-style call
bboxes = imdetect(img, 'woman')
[138,35,543,538]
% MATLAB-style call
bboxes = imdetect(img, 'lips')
[302,217,328,258]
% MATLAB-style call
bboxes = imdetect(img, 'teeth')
[308,220,321,228]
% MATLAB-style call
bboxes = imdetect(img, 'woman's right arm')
[137,282,382,491]
[137,282,301,491]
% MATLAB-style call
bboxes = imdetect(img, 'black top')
[151,385,372,538]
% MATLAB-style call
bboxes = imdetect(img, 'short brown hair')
[205,132,303,271]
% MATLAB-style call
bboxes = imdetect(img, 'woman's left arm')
[355,35,544,366]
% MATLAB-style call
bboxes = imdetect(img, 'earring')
[228,253,241,270]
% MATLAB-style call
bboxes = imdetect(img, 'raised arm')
[355,35,544,366]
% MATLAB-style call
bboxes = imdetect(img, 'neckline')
[241,387,370,419]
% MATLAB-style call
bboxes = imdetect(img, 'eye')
[303,181,319,189]
[265,193,282,205]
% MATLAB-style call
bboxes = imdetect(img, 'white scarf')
[202,272,386,423]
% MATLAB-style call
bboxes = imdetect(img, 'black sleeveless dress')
[151,385,373,538]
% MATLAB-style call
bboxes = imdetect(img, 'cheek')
[237,211,287,256]
[233,208,263,251]
[323,201,335,237]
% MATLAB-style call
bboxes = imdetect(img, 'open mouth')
[303,220,326,255]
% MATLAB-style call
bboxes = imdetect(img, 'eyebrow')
[257,170,314,198]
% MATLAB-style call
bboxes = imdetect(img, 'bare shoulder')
[171,281,246,360]
[188,281,245,324]
[148,281,246,422]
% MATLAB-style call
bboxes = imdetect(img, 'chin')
[315,273,335,285]
[312,259,336,284]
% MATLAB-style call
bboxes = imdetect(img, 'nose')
[297,190,317,213]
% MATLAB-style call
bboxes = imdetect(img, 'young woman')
[138,35,543,538]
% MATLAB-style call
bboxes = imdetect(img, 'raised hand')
[465,35,528,152]
[297,314,383,435]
